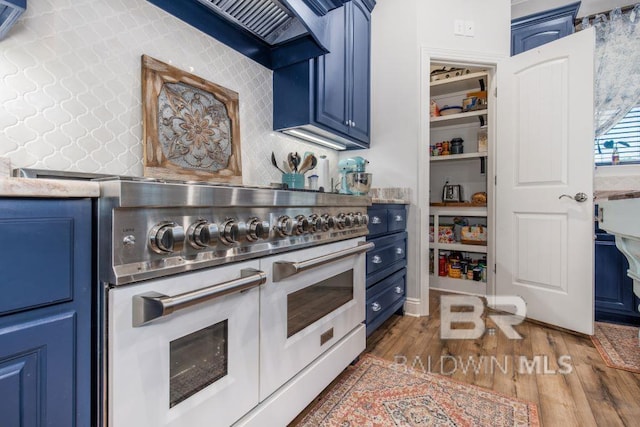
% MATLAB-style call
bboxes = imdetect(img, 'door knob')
[558,192,588,202]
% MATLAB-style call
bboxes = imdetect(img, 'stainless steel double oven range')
[96,178,372,427]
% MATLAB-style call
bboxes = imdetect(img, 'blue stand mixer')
[338,156,371,195]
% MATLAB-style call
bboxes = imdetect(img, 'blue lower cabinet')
[366,269,406,336]
[595,232,640,325]
[365,203,407,336]
[0,311,76,426]
[0,199,92,427]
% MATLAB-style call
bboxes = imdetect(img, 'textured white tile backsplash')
[0,0,338,186]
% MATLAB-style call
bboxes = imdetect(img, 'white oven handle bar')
[131,268,267,327]
[272,241,375,282]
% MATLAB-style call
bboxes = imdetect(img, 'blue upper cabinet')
[511,2,581,56]
[273,0,374,150]
[147,0,344,70]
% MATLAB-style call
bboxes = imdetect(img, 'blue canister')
[282,173,305,189]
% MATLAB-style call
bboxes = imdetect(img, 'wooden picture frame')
[141,55,242,183]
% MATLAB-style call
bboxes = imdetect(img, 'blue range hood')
[147,0,344,70]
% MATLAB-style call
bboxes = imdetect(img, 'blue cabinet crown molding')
[306,0,345,15]
[146,0,333,70]
[359,0,376,12]
[308,0,375,14]
[0,0,26,40]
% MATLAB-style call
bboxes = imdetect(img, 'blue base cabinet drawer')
[366,232,407,277]
[365,203,407,336]
[387,208,407,233]
[367,208,388,236]
[0,217,75,315]
[366,269,406,336]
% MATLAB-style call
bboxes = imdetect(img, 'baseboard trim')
[404,297,422,317]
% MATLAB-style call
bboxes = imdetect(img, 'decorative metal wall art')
[142,55,242,183]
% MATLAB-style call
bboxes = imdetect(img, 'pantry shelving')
[430,152,487,162]
[426,62,495,297]
[430,109,487,128]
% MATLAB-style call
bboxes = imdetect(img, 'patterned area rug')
[591,321,640,374]
[295,354,539,427]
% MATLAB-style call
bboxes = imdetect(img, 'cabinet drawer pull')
[395,247,403,255]
[394,215,404,222]
[371,216,382,224]
[394,286,403,294]
[372,255,383,264]
[371,302,382,312]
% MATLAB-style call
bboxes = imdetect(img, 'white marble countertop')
[0,177,100,198]
[371,197,409,204]
[369,187,410,204]
[594,190,640,201]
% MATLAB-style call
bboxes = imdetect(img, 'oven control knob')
[149,222,185,254]
[354,212,368,227]
[220,219,240,245]
[294,215,310,235]
[323,214,337,229]
[277,216,294,236]
[247,218,270,241]
[187,220,211,249]
[344,213,355,228]
[335,213,346,229]
[310,214,327,233]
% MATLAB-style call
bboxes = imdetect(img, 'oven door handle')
[272,241,375,282]
[132,268,266,327]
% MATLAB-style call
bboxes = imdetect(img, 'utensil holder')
[282,173,305,189]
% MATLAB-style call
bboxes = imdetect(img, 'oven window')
[169,320,228,407]
[287,269,354,337]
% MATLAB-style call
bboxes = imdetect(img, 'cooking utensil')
[281,160,291,173]
[298,154,317,174]
[293,152,301,172]
[287,152,296,172]
[271,152,285,174]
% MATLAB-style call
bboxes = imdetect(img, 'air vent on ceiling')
[196,0,307,45]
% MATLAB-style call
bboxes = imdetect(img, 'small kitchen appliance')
[442,182,463,202]
[338,156,370,194]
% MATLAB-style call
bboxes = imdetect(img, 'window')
[594,105,640,165]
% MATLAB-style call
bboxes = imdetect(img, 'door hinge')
[494,87,497,97]
[494,264,496,273]
[494,175,497,185]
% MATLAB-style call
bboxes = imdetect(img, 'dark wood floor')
[292,290,640,426]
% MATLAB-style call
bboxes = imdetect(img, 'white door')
[496,28,595,335]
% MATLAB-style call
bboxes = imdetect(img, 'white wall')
[364,0,421,312]
[417,1,511,57]
[367,0,509,314]
[0,0,338,185]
